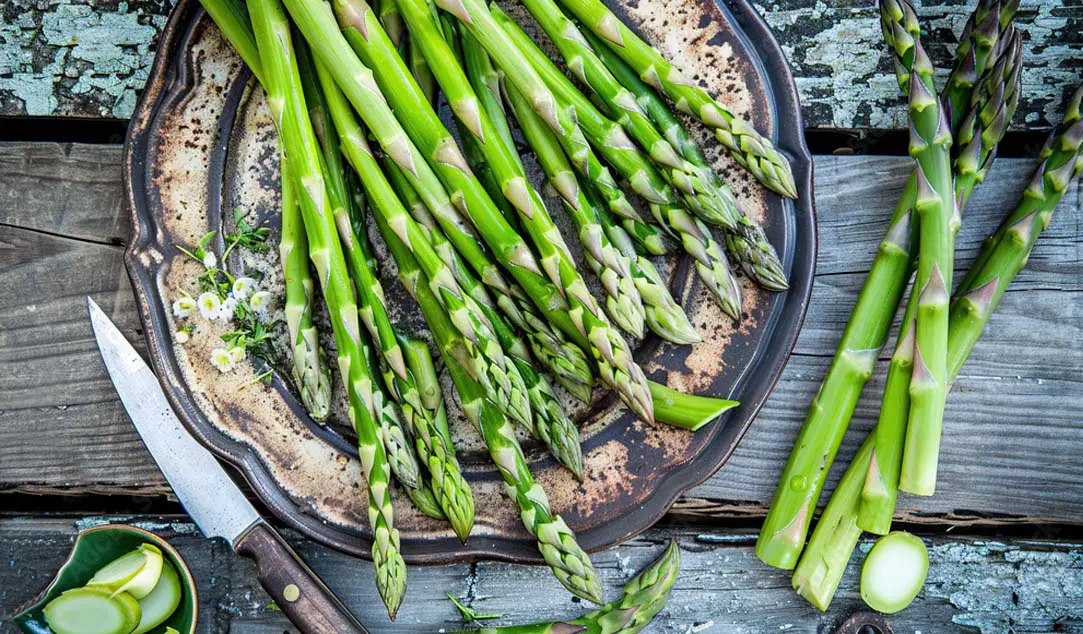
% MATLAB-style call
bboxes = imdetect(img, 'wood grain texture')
[0,0,1079,127]
[1,517,1081,633]
[0,143,1079,530]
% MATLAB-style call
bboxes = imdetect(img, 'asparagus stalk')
[878,0,920,94]
[793,88,1082,610]
[382,147,585,477]
[465,540,680,634]
[555,0,797,198]
[756,193,914,569]
[245,0,406,615]
[948,87,1082,390]
[490,8,743,322]
[396,0,641,344]
[401,334,455,448]
[334,0,652,421]
[516,0,786,291]
[898,43,955,498]
[297,41,426,490]
[306,45,532,433]
[791,434,874,611]
[279,154,334,420]
[504,71,703,345]
[377,206,604,604]
[382,149,594,405]
[859,33,1021,533]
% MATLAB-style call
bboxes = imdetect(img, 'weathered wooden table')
[1,1,1081,632]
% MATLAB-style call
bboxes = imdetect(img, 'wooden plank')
[0,0,1079,128]
[0,142,1080,529]
[1,517,1081,632]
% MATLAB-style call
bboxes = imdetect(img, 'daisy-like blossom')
[249,291,272,318]
[210,347,234,372]
[172,296,197,319]
[202,251,218,269]
[232,276,257,300]
[228,346,246,364]
[198,292,222,320]
[175,330,190,344]
[219,297,238,321]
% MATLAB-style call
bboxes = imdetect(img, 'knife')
[88,297,368,634]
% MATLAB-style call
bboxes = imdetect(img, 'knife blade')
[88,297,368,634]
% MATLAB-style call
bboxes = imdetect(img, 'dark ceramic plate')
[123,0,815,564]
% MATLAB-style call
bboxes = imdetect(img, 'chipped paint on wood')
[2,519,1081,632]
[0,0,170,118]
[1,0,1079,127]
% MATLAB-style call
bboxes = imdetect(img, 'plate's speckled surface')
[123,0,815,563]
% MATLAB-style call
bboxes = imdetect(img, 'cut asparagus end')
[860,531,928,614]
[648,381,738,431]
[86,544,164,600]
[791,435,874,610]
[131,559,183,634]
[44,587,142,634]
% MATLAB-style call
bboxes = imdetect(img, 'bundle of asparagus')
[758,0,1081,612]
[198,0,768,617]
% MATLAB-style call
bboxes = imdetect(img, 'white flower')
[228,346,246,363]
[232,276,257,300]
[198,292,222,319]
[202,251,218,269]
[172,297,197,319]
[249,291,272,318]
[219,297,238,321]
[210,347,234,372]
[175,330,190,344]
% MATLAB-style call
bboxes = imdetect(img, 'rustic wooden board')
[1,517,1081,633]
[0,0,1079,127]
[1,144,1080,529]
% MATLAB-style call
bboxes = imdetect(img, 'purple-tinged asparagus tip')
[335,0,372,40]
[962,276,1000,318]
[920,263,950,307]
[910,336,935,388]
[893,318,917,360]
[1007,210,1039,245]
[884,208,913,252]
[913,162,941,208]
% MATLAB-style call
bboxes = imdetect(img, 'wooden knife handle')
[235,522,368,634]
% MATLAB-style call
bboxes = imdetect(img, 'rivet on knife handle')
[235,521,368,633]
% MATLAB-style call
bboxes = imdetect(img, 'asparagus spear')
[792,88,1082,611]
[759,0,988,566]
[756,190,913,569]
[398,0,643,341]
[504,71,701,345]
[859,32,1021,534]
[279,154,334,420]
[381,146,585,477]
[305,46,532,434]
[489,8,743,322]
[791,434,873,611]
[383,147,594,403]
[949,87,1082,392]
[376,205,604,604]
[465,540,680,634]
[941,0,1020,132]
[513,0,786,291]
[296,41,426,490]
[332,0,653,422]
[554,0,797,198]
[245,0,406,615]
[897,43,955,498]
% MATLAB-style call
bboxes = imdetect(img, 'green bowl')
[12,524,198,634]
